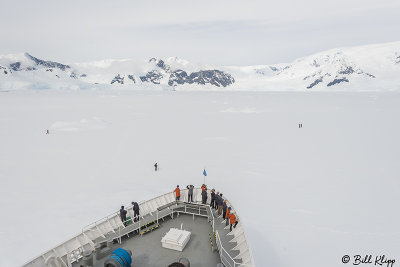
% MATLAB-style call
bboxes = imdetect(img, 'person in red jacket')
[174,185,181,201]
[228,212,238,232]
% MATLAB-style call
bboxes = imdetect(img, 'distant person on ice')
[174,185,180,201]
[120,206,127,226]
[154,162,158,171]
[131,201,140,222]
[46,129,49,134]
[201,188,208,204]
[186,185,194,202]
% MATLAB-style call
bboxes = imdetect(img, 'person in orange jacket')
[174,185,181,201]
[225,207,231,226]
[228,211,238,231]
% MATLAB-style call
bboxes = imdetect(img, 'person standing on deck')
[210,189,216,208]
[201,184,207,192]
[201,188,208,204]
[222,200,228,220]
[120,206,127,226]
[174,185,181,201]
[132,202,140,222]
[225,207,231,226]
[186,185,194,202]
[217,193,223,216]
[154,162,158,171]
[215,192,220,211]
[229,212,238,231]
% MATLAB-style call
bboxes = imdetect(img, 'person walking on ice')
[174,185,180,201]
[46,129,49,134]
[154,162,158,171]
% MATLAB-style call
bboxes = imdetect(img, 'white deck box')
[161,228,191,251]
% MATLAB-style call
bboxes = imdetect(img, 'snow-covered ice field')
[0,90,399,267]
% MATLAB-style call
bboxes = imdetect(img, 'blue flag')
[203,169,207,176]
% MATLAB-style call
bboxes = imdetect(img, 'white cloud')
[0,0,399,65]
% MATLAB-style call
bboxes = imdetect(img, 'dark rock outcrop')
[0,65,9,75]
[307,78,323,89]
[10,62,21,71]
[140,70,163,84]
[127,75,136,83]
[25,53,70,71]
[270,66,279,72]
[338,66,355,75]
[156,60,171,73]
[327,78,349,87]
[168,70,187,86]
[111,74,124,84]
[168,69,235,87]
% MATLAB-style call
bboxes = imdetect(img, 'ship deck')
[24,189,253,267]
[73,213,220,267]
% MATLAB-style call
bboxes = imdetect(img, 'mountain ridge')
[0,41,399,90]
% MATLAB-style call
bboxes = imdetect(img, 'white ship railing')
[215,230,254,267]
[23,187,254,267]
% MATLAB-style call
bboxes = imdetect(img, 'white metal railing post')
[118,226,121,244]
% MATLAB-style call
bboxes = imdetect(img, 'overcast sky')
[0,0,399,65]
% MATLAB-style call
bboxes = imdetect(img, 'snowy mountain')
[1,41,400,90]
[225,41,400,91]
[0,54,235,90]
